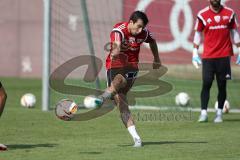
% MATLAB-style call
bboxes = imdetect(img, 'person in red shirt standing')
[0,81,7,151]
[192,0,240,123]
[95,11,161,147]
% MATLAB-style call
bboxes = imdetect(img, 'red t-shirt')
[106,22,154,69]
[195,6,238,59]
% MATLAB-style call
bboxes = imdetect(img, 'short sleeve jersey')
[106,22,154,69]
[194,6,238,59]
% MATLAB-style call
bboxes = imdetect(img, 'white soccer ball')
[175,92,190,107]
[214,100,230,113]
[55,99,78,121]
[83,95,99,109]
[20,93,36,108]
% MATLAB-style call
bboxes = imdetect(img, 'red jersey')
[106,22,154,69]
[195,6,238,59]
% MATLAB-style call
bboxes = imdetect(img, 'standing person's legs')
[201,79,214,110]
[199,59,214,122]
[214,57,231,123]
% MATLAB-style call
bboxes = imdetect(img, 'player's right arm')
[110,32,122,60]
[192,17,204,69]
[192,31,202,69]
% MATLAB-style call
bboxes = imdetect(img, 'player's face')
[129,19,145,36]
[209,0,221,8]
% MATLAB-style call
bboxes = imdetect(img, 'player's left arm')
[145,30,161,69]
[149,39,161,69]
[230,29,240,64]
[229,13,240,65]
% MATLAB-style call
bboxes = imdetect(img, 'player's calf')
[115,94,142,147]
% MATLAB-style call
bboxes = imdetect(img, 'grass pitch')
[0,78,240,160]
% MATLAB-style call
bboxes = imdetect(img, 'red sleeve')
[144,29,155,43]
[110,31,122,43]
[229,14,239,29]
[194,18,205,32]
[109,31,122,53]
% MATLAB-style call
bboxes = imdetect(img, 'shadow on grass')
[79,151,102,155]
[224,119,240,122]
[7,144,57,150]
[119,141,207,147]
[143,141,207,146]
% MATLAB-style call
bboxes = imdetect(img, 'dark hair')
[129,11,149,26]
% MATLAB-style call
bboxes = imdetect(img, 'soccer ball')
[20,93,36,108]
[214,100,230,113]
[0,144,7,151]
[175,92,190,107]
[83,95,101,109]
[55,99,78,121]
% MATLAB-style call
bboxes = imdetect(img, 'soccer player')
[0,81,8,151]
[192,0,240,123]
[97,11,161,147]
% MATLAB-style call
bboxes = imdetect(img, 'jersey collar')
[209,5,223,14]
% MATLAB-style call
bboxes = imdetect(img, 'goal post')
[42,0,51,111]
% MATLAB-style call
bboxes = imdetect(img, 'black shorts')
[202,57,231,81]
[0,81,2,88]
[107,67,138,94]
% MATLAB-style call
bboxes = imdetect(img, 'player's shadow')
[78,151,102,155]
[7,143,57,150]
[224,119,240,122]
[143,141,207,146]
[118,141,207,147]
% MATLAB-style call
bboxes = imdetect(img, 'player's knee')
[112,74,127,88]
[114,94,121,105]
[114,94,128,110]
[202,79,213,89]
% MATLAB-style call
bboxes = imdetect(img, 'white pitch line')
[129,105,240,113]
